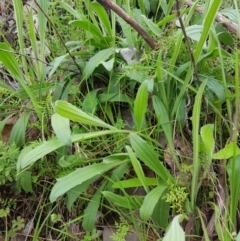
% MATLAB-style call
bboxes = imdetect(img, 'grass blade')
[191,79,207,209]
[126,145,149,193]
[134,80,148,131]
[129,133,173,182]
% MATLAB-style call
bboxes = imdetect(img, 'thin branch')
[99,0,157,49]
[176,0,201,86]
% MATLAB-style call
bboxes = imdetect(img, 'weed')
[0,141,19,186]
[111,217,131,241]
[163,180,188,214]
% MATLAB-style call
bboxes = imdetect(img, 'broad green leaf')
[220,8,240,24]
[129,133,173,182]
[92,2,112,37]
[105,162,130,192]
[17,145,34,173]
[82,47,115,80]
[205,77,225,103]
[19,171,33,193]
[101,58,114,72]
[215,23,234,45]
[140,185,166,221]
[213,143,240,159]
[82,181,106,231]
[55,100,116,130]
[70,20,103,39]
[66,176,98,211]
[134,80,148,130]
[51,113,71,146]
[59,155,82,168]
[9,112,31,147]
[185,25,203,42]
[19,130,124,169]
[126,146,149,193]
[50,162,123,202]
[152,197,170,229]
[200,124,215,162]
[82,89,99,114]
[112,177,157,189]
[102,191,139,209]
[162,215,185,241]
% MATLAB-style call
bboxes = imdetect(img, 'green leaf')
[200,124,215,162]
[70,20,103,39]
[152,96,172,144]
[162,215,185,241]
[126,145,149,193]
[185,25,204,42]
[82,89,99,114]
[101,58,114,72]
[19,130,124,169]
[59,1,84,19]
[140,184,167,221]
[205,77,225,103]
[152,197,170,229]
[55,100,116,130]
[220,8,240,24]
[51,113,71,146]
[92,2,112,37]
[191,80,207,208]
[134,80,148,130]
[129,133,172,182]
[102,191,139,209]
[213,143,240,159]
[215,23,234,45]
[112,177,157,189]
[82,47,115,80]
[82,181,106,231]
[141,15,162,36]
[9,112,31,147]
[50,162,123,202]
[59,155,82,168]
[19,171,33,193]
[66,176,98,211]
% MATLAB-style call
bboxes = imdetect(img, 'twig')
[184,0,240,38]
[99,0,157,49]
[176,0,201,86]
